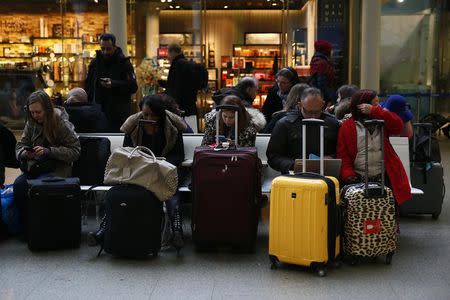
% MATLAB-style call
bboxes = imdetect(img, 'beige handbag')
[104,146,178,201]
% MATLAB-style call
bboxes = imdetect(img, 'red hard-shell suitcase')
[191,104,262,250]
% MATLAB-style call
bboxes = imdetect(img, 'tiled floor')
[1,138,450,300]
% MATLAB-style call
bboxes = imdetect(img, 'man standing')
[309,40,336,108]
[266,87,340,174]
[162,44,201,132]
[85,33,138,132]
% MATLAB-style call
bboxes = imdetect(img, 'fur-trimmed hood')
[120,110,186,157]
[205,108,266,132]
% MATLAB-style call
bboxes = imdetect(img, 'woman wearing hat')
[381,95,413,139]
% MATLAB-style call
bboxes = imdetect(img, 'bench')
[77,133,279,195]
[77,133,421,195]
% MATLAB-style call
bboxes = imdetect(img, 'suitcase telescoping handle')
[302,118,325,175]
[363,119,385,194]
[412,122,432,162]
[215,104,239,147]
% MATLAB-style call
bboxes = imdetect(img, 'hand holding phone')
[99,77,112,88]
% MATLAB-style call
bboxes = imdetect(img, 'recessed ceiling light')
[94,0,98,3]
[272,2,277,6]
[398,0,404,2]
[175,5,180,8]
[167,0,172,2]
[160,0,166,2]
[224,5,228,8]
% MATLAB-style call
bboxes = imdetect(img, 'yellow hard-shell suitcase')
[268,119,341,276]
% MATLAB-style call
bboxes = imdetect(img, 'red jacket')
[337,106,411,205]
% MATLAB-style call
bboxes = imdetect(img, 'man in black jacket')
[162,44,201,132]
[85,33,138,132]
[266,87,340,174]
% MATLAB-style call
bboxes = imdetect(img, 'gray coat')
[16,107,81,177]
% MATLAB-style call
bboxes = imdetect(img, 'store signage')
[158,47,168,57]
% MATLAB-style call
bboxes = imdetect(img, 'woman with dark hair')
[333,84,359,120]
[211,77,258,107]
[337,89,411,206]
[263,83,309,133]
[88,94,187,251]
[14,90,80,233]
[202,95,259,147]
[261,67,300,124]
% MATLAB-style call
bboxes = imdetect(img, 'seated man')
[267,87,340,174]
[64,88,108,133]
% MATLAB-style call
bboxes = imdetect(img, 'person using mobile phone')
[88,94,187,252]
[201,95,261,147]
[84,33,138,132]
[14,90,81,235]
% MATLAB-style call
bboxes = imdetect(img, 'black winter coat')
[85,47,137,131]
[64,102,108,133]
[261,85,283,124]
[0,124,20,185]
[266,109,340,174]
[164,54,199,116]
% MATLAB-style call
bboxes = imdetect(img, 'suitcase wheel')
[317,268,327,277]
[432,213,440,220]
[385,252,394,265]
[269,255,279,270]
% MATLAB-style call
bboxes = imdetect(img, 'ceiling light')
[156,7,160,10]
[272,2,277,6]
[224,5,228,8]
[267,0,270,2]
[397,0,405,2]
[175,5,180,8]
[160,0,166,2]
[167,0,172,2]
[94,0,98,3]
[169,5,173,8]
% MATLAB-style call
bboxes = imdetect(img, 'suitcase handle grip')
[41,177,65,183]
[291,172,326,180]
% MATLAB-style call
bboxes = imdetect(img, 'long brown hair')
[27,90,59,145]
[218,95,250,135]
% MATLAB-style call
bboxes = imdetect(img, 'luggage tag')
[122,167,131,179]
[363,219,381,234]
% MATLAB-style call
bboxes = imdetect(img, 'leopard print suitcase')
[341,183,397,264]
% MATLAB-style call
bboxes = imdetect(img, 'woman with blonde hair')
[14,90,80,234]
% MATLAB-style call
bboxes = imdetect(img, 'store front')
[0,0,327,132]
[2,0,444,133]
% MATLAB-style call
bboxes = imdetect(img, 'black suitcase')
[72,136,111,185]
[102,184,163,258]
[27,177,81,251]
[401,123,445,219]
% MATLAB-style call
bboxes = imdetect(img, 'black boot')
[87,216,106,247]
[171,207,184,253]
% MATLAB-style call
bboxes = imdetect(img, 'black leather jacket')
[266,109,340,174]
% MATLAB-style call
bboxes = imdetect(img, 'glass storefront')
[0,0,448,132]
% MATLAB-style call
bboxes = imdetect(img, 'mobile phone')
[24,146,34,152]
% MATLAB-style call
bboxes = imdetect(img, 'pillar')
[360,0,381,91]
[146,3,160,58]
[108,0,128,56]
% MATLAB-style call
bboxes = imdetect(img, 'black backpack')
[0,124,20,169]
[188,61,208,91]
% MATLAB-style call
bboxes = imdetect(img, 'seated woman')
[337,89,411,206]
[201,95,260,147]
[14,90,81,233]
[333,84,359,120]
[89,94,187,251]
[263,83,310,133]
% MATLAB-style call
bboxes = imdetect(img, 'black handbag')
[20,157,57,177]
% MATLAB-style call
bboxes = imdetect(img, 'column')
[108,0,128,56]
[360,0,381,91]
[146,3,160,58]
